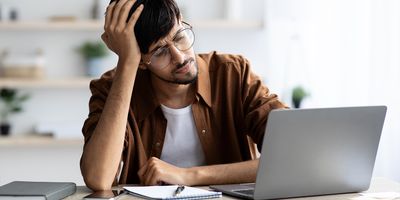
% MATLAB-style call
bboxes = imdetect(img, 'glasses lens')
[150,47,171,68]
[150,25,195,69]
[175,28,195,51]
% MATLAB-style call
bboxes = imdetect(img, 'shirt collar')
[133,54,212,122]
[195,54,212,108]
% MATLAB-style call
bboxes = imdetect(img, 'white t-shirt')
[160,104,206,168]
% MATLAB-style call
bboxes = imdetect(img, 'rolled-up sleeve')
[82,76,112,144]
[240,58,289,152]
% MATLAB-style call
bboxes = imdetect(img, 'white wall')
[264,0,400,182]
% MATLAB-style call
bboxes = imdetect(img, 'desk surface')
[65,178,400,200]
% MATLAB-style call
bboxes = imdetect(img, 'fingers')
[138,157,162,186]
[137,163,149,182]
[105,0,142,35]
[104,1,116,30]
[110,0,129,30]
[144,165,166,186]
[117,0,135,28]
[144,164,156,185]
[127,4,144,28]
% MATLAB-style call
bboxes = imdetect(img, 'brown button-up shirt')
[82,51,288,185]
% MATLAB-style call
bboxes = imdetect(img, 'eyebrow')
[148,27,185,54]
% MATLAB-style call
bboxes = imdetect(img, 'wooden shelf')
[190,19,263,29]
[0,135,83,147]
[0,19,263,31]
[0,77,93,88]
[0,20,103,31]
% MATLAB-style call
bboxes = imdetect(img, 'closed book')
[0,181,76,200]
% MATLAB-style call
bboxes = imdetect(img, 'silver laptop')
[210,106,387,200]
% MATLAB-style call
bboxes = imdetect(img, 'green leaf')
[0,88,29,118]
[0,88,16,98]
[18,94,30,102]
[11,107,22,113]
[292,86,309,102]
[78,41,108,59]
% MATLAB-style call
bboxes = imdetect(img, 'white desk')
[65,177,400,200]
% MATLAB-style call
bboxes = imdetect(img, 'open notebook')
[124,185,222,200]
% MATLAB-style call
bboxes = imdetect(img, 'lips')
[175,60,192,74]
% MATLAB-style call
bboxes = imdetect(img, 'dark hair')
[109,0,181,54]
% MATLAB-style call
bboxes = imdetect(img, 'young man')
[80,0,287,191]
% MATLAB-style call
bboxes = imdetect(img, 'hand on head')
[102,0,144,64]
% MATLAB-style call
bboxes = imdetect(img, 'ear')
[139,60,148,70]
[139,64,147,70]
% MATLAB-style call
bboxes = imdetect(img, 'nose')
[169,45,185,65]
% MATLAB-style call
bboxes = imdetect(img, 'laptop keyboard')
[235,189,254,196]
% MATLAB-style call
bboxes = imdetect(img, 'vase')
[0,123,11,136]
[292,99,302,109]
[86,58,105,78]
[225,0,242,20]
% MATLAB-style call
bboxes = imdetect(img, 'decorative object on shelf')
[77,41,108,77]
[9,7,18,21]
[291,86,309,108]
[0,5,18,21]
[225,0,242,20]
[91,0,108,20]
[91,0,100,20]
[0,48,46,79]
[0,88,30,136]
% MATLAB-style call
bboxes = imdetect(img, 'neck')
[151,75,196,109]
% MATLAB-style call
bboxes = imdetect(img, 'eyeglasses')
[143,22,195,69]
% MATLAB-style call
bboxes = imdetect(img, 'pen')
[173,185,185,196]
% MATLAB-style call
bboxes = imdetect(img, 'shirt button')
[201,129,206,134]
[156,142,161,147]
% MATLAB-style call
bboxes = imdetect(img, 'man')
[80,0,287,191]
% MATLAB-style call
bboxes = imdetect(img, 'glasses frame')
[143,21,195,69]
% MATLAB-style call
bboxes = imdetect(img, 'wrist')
[118,55,140,66]
[185,167,203,186]
[117,58,139,72]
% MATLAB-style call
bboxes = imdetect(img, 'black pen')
[173,185,185,196]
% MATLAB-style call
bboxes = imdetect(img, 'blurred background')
[0,0,399,185]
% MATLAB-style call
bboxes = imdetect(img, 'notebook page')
[124,185,222,199]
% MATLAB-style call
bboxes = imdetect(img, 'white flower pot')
[86,58,106,78]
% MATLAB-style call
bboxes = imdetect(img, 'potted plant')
[291,86,309,108]
[77,41,108,77]
[0,88,30,136]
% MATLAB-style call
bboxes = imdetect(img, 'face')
[141,21,198,85]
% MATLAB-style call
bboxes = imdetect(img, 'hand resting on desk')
[137,157,259,186]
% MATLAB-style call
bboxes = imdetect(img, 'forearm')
[186,159,259,186]
[81,59,139,190]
